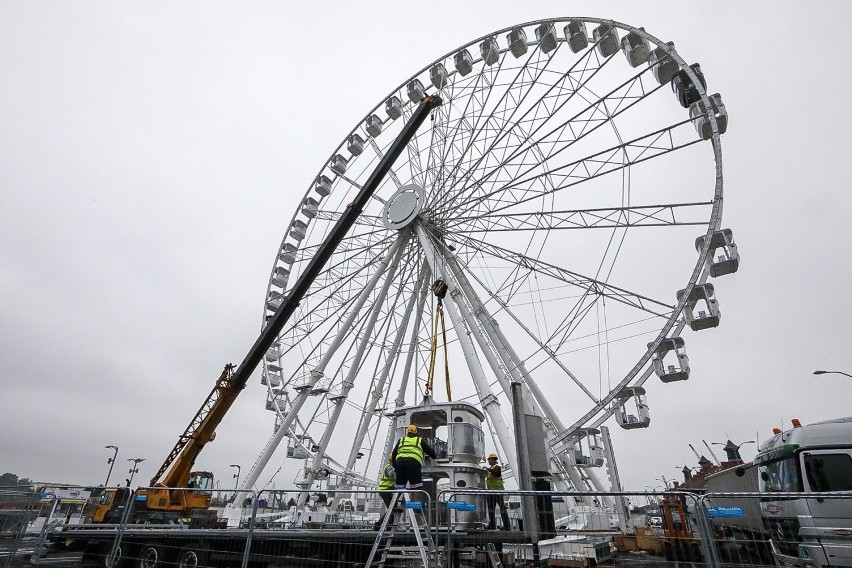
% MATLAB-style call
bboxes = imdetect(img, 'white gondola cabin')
[650,337,690,382]
[454,49,473,76]
[507,28,528,58]
[676,283,720,331]
[649,43,678,85]
[347,133,364,156]
[621,29,649,67]
[480,37,500,66]
[695,228,739,277]
[365,114,383,137]
[278,242,297,265]
[564,21,588,53]
[536,22,558,53]
[689,93,728,140]
[612,387,650,429]
[593,23,619,58]
[430,63,448,89]
[385,96,403,120]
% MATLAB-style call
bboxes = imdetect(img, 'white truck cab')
[756,416,852,568]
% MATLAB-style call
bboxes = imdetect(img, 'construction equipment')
[90,94,443,528]
[660,494,703,562]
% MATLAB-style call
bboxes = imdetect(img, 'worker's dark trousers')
[377,491,396,525]
[486,493,511,530]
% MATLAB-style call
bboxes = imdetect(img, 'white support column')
[600,426,629,533]
[442,251,564,431]
[438,237,604,495]
[414,223,519,476]
[394,266,431,409]
[345,264,428,473]
[238,234,409,496]
[298,231,410,504]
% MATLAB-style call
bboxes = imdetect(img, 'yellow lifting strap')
[425,279,451,401]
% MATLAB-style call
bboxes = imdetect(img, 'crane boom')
[149,94,443,489]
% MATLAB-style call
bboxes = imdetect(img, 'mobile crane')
[89,94,443,529]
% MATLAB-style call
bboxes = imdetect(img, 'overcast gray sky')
[2,1,852,493]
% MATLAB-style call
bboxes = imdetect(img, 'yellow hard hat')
[487,452,498,460]
[407,424,418,434]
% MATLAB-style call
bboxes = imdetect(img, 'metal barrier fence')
[1,485,38,568]
[21,487,852,568]
[700,491,852,568]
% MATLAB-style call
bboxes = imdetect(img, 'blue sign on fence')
[446,500,477,512]
[404,501,423,510]
[707,506,746,518]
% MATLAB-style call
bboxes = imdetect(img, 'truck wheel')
[103,543,128,568]
[136,543,166,568]
[177,542,208,568]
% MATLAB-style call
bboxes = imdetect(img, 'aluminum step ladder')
[485,543,504,568]
[364,493,434,568]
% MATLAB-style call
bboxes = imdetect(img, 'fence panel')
[0,485,38,568]
[29,485,852,568]
[701,491,852,568]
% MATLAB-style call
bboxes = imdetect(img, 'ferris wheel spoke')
[345,263,428,472]
[451,118,700,220]
[429,43,569,209]
[422,52,512,209]
[442,76,666,221]
[242,233,411,495]
[456,233,674,318]
[311,210,383,227]
[297,232,410,498]
[274,235,400,374]
[366,137,404,190]
[432,45,618,213]
[291,226,393,265]
[447,251,601,404]
[448,237,658,407]
[448,202,714,233]
[435,59,657,218]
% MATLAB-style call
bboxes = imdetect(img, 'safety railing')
[699,490,852,568]
[437,488,714,568]
[33,486,433,568]
[1,485,39,568]
[28,487,852,568]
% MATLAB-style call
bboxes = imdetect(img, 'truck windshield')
[759,456,801,492]
[803,453,852,491]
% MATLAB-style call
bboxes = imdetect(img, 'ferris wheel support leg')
[298,231,410,506]
[345,261,429,473]
[238,234,409,500]
[435,237,597,492]
[438,246,569,435]
[415,223,519,476]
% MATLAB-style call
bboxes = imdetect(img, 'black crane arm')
[150,94,443,487]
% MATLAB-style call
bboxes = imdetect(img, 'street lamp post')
[127,458,145,487]
[230,464,241,490]
[104,445,119,487]
[813,370,852,378]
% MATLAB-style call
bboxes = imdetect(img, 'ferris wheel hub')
[382,184,426,230]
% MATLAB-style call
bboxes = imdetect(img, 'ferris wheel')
[242,17,738,493]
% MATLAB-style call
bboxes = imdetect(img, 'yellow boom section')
[150,365,244,488]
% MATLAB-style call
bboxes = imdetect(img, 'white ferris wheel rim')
[249,17,726,491]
